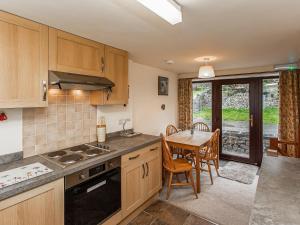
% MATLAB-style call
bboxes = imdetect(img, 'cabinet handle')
[101,57,105,72]
[146,162,149,177]
[129,154,140,160]
[42,80,47,101]
[150,147,158,151]
[142,164,145,178]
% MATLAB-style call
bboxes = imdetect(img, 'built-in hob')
[42,143,115,168]
[70,145,90,153]
[59,154,83,165]
[48,150,67,158]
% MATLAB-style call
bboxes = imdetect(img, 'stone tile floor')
[128,200,217,225]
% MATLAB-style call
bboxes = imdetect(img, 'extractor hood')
[49,71,115,91]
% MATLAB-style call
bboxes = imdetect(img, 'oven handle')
[87,180,107,193]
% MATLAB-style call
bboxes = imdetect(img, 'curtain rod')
[192,71,279,82]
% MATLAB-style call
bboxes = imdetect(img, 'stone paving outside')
[193,118,278,157]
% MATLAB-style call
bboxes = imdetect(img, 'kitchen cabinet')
[121,142,162,218]
[0,179,64,225]
[49,28,105,77]
[91,46,128,105]
[0,11,48,108]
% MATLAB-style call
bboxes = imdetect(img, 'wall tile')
[22,90,97,157]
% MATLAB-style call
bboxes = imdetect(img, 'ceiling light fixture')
[196,57,216,78]
[136,0,182,25]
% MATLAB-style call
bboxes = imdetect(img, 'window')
[192,82,212,129]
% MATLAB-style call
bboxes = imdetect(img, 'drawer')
[121,142,161,167]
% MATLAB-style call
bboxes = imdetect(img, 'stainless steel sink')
[120,131,142,138]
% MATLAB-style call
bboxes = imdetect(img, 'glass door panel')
[192,82,212,130]
[221,84,250,159]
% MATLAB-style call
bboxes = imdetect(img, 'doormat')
[219,161,258,184]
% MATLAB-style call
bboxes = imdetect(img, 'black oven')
[65,157,121,225]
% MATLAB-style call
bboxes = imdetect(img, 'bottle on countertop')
[97,116,106,143]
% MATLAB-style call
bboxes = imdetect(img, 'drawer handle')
[129,154,140,160]
[142,163,145,178]
[146,162,149,177]
[150,147,158,151]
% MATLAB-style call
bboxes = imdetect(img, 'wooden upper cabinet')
[0,11,48,108]
[104,46,128,105]
[49,28,105,77]
[91,46,128,105]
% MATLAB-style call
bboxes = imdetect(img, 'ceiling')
[1,0,299,74]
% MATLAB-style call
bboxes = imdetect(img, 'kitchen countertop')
[0,134,161,201]
[249,156,300,225]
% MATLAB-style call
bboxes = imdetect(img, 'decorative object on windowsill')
[0,112,7,122]
[195,56,217,78]
[158,76,169,95]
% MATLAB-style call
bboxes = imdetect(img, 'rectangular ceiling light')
[137,0,182,25]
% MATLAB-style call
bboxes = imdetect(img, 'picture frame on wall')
[158,76,169,96]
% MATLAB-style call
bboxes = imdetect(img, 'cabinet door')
[144,153,162,199]
[104,46,128,105]
[49,28,104,77]
[0,179,64,225]
[121,160,144,218]
[0,11,48,108]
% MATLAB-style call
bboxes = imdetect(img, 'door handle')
[146,162,149,177]
[42,80,47,101]
[142,164,145,178]
[250,114,254,127]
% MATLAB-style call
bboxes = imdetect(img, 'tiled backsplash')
[23,90,97,157]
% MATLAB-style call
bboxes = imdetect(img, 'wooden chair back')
[161,134,175,170]
[193,122,210,132]
[206,129,220,159]
[166,124,179,136]
[269,137,299,157]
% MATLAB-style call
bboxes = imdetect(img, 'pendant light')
[196,57,216,78]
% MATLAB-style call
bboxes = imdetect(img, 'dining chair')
[193,122,210,132]
[199,129,220,185]
[166,124,179,136]
[166,124,184,158]
[161,134,198,200]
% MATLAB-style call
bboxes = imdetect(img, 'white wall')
[97,60,178,135]
[0,109,22,155]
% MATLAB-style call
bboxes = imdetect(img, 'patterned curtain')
[178,79,193,130]
[278,70,300,157]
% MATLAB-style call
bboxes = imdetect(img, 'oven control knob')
[109,162,114,168]
[79,174,86,180]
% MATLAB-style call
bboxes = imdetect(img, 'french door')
[212,79,262,165]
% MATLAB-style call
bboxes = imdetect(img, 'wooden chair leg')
[184,171,189,183]
[166,172,173,200]
[189,170,198,199]
[176,174,181,183]
[213,160,220,176]
[207,161,213,185]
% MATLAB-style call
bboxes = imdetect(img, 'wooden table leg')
[195,149,201,193]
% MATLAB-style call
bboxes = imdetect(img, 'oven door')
[65,167,121,225]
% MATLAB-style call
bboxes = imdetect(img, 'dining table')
[165,130,214,193]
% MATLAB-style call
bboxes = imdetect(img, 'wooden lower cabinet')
[0,179,64,225]
[121,142,162,218]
